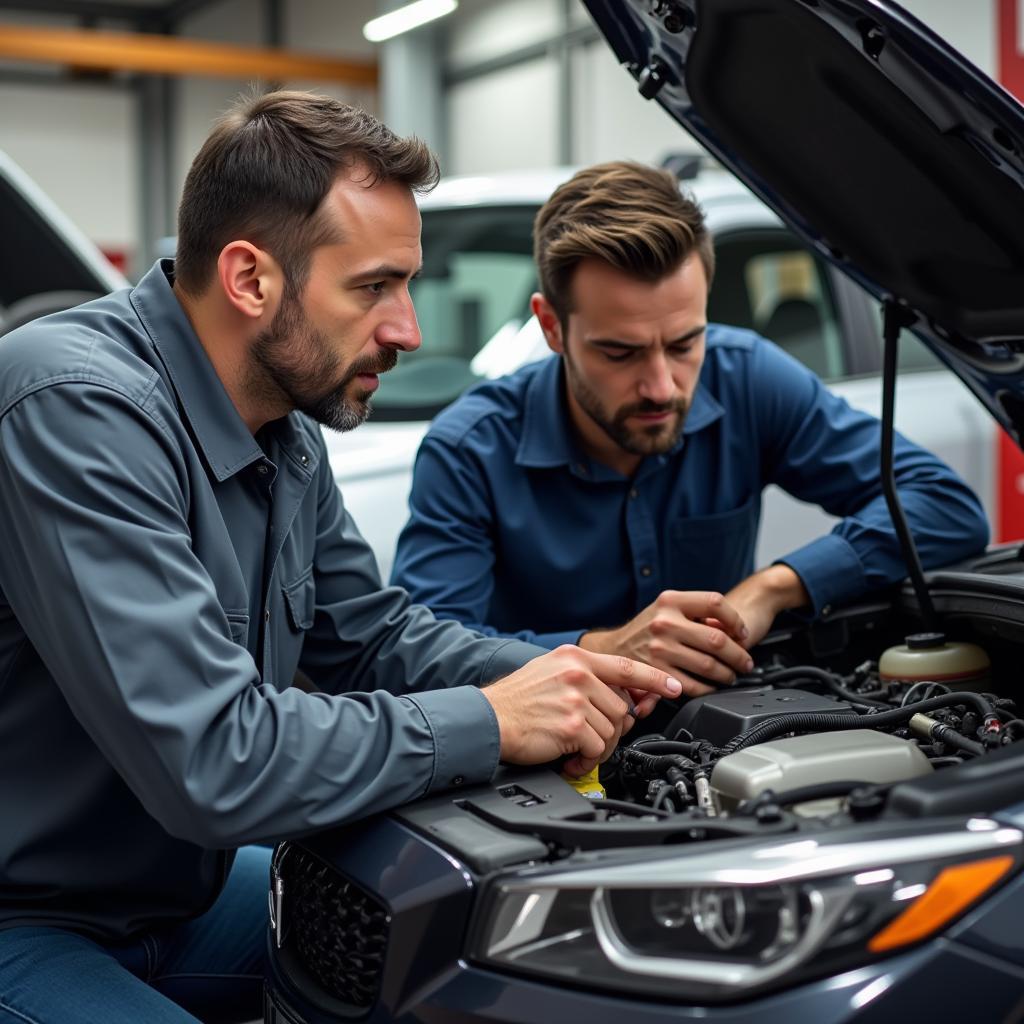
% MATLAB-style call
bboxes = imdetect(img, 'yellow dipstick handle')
[562,765,606,799]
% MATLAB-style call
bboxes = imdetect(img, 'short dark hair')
[533,160,715,323]
[175,89,440,296]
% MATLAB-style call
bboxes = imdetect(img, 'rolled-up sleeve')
[0,381,540,848]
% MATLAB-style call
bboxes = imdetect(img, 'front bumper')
[266,938,1024,1024]
[264,813,1024,1024]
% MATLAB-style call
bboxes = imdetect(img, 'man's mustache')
[616,398,688,420]
[344,348,399,383]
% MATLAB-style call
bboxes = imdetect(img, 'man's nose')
[378,289,422,353]
[639,352,675,404]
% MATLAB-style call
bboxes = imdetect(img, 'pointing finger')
[583,651,684,698]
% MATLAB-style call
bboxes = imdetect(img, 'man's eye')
[669,345,695,358]
[603,349,634,362]
[364,281,386,296]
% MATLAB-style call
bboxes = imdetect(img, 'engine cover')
[667,687,856,747]
[711,729,933,810]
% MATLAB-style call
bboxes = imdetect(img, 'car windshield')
[371,204,539,421]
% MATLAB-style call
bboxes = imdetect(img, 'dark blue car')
[265,1,1024,1020]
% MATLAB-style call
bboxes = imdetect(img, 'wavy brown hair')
[533,160,714,323]
[175,90,439,297]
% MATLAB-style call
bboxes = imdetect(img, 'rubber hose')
[737,779,865,813]
[629,739,702,757]
[720,692,998,755]
[760,666,889,709]
[929,722,985,758]
[620,749,694,773]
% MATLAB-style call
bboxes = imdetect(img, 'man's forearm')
[725,564,810,646]
[735,563,808,612]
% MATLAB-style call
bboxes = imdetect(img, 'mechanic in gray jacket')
[0,92,683,1024]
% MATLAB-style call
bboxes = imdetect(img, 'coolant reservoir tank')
[879,632,990,685]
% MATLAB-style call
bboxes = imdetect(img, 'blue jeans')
[0,845,270,1023]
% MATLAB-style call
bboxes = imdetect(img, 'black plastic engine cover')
[667,687,856,747]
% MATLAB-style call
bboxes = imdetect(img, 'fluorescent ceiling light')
[363,0,458,43]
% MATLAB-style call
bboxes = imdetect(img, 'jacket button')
[452,776,465,786]
[299,453,309,467]
[640,566,652,577]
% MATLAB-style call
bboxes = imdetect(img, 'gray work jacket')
[0,261,541,939]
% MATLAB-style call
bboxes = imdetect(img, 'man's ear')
[216,242,282,321]
[531,292,565,355]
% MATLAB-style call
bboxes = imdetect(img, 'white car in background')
[324,164,1004,582]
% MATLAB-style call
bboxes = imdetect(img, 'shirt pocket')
[666,495,760,594]
[282,566,315,633]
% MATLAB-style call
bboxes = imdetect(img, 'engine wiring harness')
[595,659,1020,826]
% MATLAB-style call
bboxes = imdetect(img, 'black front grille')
[280,844,390,1009]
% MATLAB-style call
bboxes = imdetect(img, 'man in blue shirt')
[0,104,680,1022]
[392,161,988,693]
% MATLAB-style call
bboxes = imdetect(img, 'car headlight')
[472,818,1021,1001]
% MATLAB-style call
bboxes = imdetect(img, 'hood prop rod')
[880,300,938,630]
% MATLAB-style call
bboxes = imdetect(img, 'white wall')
[445,0,561,71]
[571,39,702,168]
[442,0,563,174]
[899,0,996,75]
[447,57,560,173]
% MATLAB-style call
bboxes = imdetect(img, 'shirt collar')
[516,357,578,468]
[515,354,725,469]
[129,260,269,482]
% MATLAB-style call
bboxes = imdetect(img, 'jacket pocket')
[666,495,760,593]
[282,566,315,633]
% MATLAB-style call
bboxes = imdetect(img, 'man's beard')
[564,353,688,457]
[249,292,396,433]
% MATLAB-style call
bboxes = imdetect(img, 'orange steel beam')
[0,24,378,86]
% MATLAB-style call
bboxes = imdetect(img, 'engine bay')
[395,562,1024,868]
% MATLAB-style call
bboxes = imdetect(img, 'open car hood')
[583,0,1024,446]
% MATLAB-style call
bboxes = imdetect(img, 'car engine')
[604,634,1014,828]
[394,584,1024,859]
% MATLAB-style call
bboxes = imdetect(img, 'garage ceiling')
[0,0,378,84]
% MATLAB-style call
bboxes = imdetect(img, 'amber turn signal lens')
[868,855,1014,953]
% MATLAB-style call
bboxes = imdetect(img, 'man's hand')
[721,564,809,648]
[578,591,753,697]
[482,645,683,777]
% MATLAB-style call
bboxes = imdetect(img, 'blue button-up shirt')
[0,261,540,939]
[392,325,988,647]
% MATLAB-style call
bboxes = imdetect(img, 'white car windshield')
[372,204,539,421]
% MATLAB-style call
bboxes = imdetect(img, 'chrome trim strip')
[497,823,1022,891]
